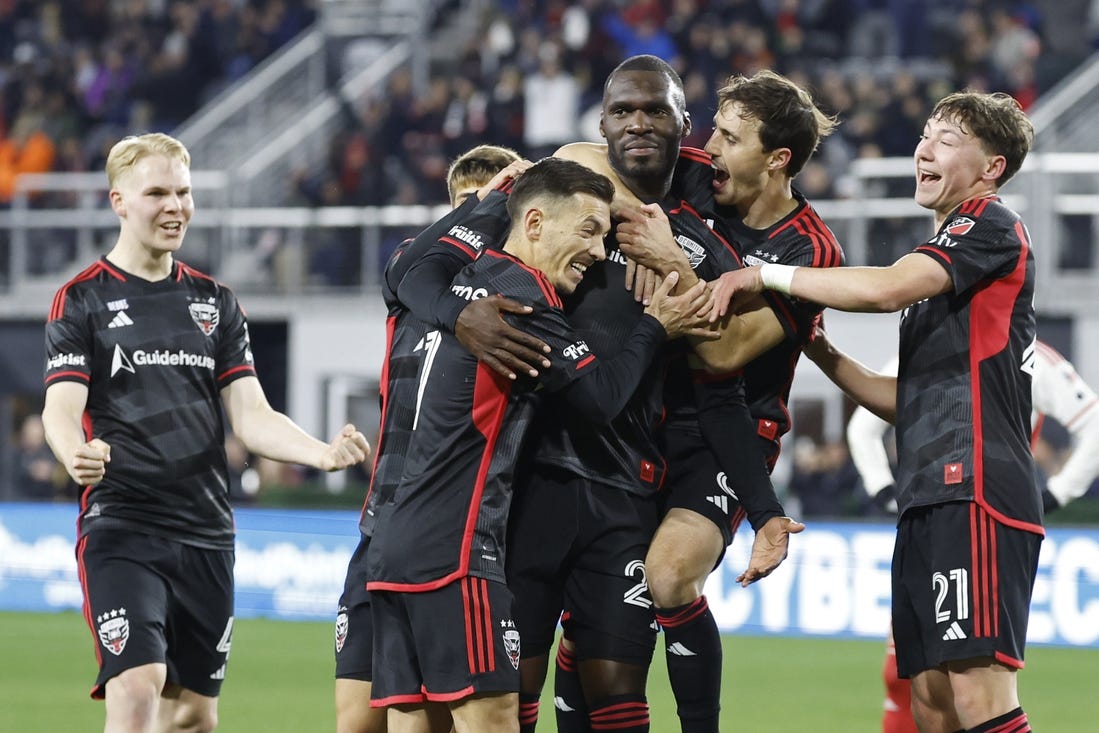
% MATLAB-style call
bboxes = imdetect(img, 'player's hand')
[624,259,658,304]
[68,438,111,486]
[476,159,534,200]
[644,272,714,340]
[455,295,551,380]
[616,204,689,284]
[708,267,765,322]
[320,424,371,471]
[736,515,806,587]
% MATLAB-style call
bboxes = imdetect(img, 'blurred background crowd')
[3,0,1099,518]
[3,0,1097,209]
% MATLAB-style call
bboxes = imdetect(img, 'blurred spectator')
[787,436,865,518]
[522,43,579,159]
[13,413,67,501]
[0,109,55,204]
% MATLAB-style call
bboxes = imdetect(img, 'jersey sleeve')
[913,202,1026,296]
[514,302,666,424]
[693,373,785,530]
[397,191,512,330]
[756,207,841,345]
[214,286,257,387]
[44,288,93,387]
[1032,343,1099,432]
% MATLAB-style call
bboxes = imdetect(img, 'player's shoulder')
[175,260,242,303]
[473,250,563,310]
[942,195,1023,241]
[48,258,127,321]
[764,192,844,267]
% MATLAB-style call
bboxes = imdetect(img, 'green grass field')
[1,611,1095,731]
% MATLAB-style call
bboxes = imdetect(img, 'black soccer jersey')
[895,194,1040,532]
[528,149,726,496]
[658,198,745,430]
[367,250,666,591]
[672,151,845,463]
[44,257,256,549]
[715,190,843,463]
[358,193,511,538]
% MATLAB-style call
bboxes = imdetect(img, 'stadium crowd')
[297,0,1093,213]
[0,1,1094,211]
[0,0,316,205]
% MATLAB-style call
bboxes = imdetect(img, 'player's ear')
[984,154,1007,183]
[768,147,792,174]
[681,109,692,140]
[524,207,544,240]
[109,190,125,217]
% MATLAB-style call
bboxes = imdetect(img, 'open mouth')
[918,171,940,185]
[712,165,730,185]
[570,262,588,276]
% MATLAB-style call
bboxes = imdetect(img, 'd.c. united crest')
[188,302,220,335]
[97,608,130,656]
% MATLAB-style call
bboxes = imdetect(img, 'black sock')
[967,707,1030,732]
[655,596,722,733]
[553,642,589,733]
[519,692,540,733]
[589,693,649,732]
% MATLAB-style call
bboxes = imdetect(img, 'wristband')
[759,263,797,295]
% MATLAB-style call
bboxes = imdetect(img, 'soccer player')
[559,69,841,733]
[710,91,1039,733]
[334,144,526,733]
[41,132,370,733]
[365,156,708,733]
[810,338,1099,733]
[519,59,799,733]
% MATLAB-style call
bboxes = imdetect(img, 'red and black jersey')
[44,257,255,549]
[527,149,723,496]
[367,250,666,591]
[358,194,510,538]
[674,151,844,462]
[658,197,745,431]
[896,195,1040,533]
[715,190,843,463]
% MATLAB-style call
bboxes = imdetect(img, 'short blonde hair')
[106,133,191,189]
[446,144,520,206]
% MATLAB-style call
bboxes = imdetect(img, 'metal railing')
[2,153,1096,317]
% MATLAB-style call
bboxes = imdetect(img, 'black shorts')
[660,426,748,547]
[335,535,374,681]
[506,465,660,667]
[77,529,235,699]
[370,577,519,705]
[892,501,1042,678]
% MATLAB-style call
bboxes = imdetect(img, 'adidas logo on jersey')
[941,621,967,641]
[108,311,134,328]
[706,495,729,514]
[209,664,226,680]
